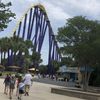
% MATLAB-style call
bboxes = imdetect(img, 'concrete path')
[0,79,85,100]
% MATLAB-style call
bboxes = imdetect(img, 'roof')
[58,66,78,73]
[80,66,93,72]
[8,66,21,69]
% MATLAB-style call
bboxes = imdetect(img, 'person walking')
[9,75,16,99]
[17,79,25,100]
[3,74,11,95]
[16,74,23,96]
[23,71,32,96]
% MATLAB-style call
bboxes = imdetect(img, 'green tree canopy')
[39,65,47,74]
[0,1,15,31]
[0,36,42,71]
[51,60,60,72]
[57,16,100,67]
[57,16,100,90]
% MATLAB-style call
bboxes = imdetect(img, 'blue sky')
[1,0,100,64]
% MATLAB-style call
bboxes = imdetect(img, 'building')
[57,65,78,81]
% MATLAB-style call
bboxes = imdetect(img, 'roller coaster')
[3,4,61,74]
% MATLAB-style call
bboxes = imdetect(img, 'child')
[16,75,22,96]
[17,80,25,100]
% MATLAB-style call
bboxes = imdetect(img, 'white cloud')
[42,1,71,20]
[61,0,100,19]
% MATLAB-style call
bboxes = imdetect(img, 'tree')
[0,37,10,65]
[0,1,15,31]
[51,60,60,72]
[39,65,47,74]
[57,16,100,91]
[23,57,32,72]
[61,57,76,67]
[31,50,42,67]
[0,35,43,71]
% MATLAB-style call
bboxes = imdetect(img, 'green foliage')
[23,57,32,71]
[31,50,42,65]
[39,65,47,74]
[51,60,60,72]
[0,36,42,70]
[0,1,15,31]
[61,57,76,67]
[57,16,100,67]
[57,16,100,89]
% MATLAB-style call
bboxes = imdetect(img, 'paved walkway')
[0,78,85,100]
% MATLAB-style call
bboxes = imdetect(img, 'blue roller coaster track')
[2,4,62,74]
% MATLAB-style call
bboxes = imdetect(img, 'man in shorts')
[23,71,32,96]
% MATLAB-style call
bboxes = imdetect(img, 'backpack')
[10,79,15,85]
[10,77,15,89]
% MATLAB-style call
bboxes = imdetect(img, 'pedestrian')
[23,71,32,96]
[16,74,23,96]
[55,74,58,81]
[3,74,11,95]
[17,79,25,100]
[9,75,16,99]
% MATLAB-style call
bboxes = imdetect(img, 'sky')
[1,0,100,64]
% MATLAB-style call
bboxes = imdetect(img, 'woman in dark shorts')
[17,80,25,100]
